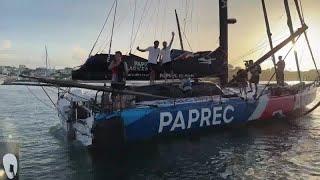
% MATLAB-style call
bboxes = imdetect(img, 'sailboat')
[21,0,319,149]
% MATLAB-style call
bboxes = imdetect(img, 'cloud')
[71,45,87,61]
[1,40,12,49]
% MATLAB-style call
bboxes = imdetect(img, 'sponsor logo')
[158,105,234,133]
[129,61,148,71]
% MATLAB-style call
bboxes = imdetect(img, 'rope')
[107,0,118,61]
[283,34,302,60]
[129,0,137,53]
[88,0,116,57]
[130,0,151,49]
[153,0,160,39]
[41,86,56,109]
[255,34,303,100]
[182,29,193,52]
[183,0,190,33]
[26,86,55,109]
[256,71,276,100]
[41,86,94,138]
[231,34,285,62]
[304,100,320,115]
[132,1,157,54]
[299,0,305,23]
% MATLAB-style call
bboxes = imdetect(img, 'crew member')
[235,69,248,97]
[276,56,285,86]
[108,51,128,89]
[107,51,128,109]
[248,60,261,97]
[137,41,160,85]
[160,32,175,83]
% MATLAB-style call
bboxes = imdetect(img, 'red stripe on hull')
[260,95,295,120]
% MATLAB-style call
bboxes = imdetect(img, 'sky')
[0,0,320,71]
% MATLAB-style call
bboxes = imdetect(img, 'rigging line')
[45,86,104,112]
[133,4,158,54]
[88,0,116,58]
[299,0,305,22]
[107,0,118,61]
[101,6,133,54]
[190,0,194,35]
[99,10,128,53]
[129,0,137,52]
[42,87,75,129]
[161,0,168,40]
[182,29,193,52]
[97,2,132,54]
[283,34,302,61]
[26,86,55,110]
[131,0,151,48]
[256,38,302,100]
[183,0,189,33]
[41,86,56,110]
[153,0,160,39]
[234,33,290,61]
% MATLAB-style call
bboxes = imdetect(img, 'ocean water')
[1,85,320,179]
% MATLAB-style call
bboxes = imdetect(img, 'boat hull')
[93,84,317,144]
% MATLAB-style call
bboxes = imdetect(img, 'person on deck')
[276,56,285,86]
[108,51,128,89]
[107,51,128,109]
[248,60,261,98]
[137,41,160,85]
[235,69,248,98]
[160,32,175,83]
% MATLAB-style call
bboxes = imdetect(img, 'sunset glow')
[0,0,319,71]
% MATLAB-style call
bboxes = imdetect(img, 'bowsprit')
[158,105,235,133]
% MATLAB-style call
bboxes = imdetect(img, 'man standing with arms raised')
[137,40,160,85]
[160,32,175,83]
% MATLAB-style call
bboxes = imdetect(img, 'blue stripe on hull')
[121,97,258,141]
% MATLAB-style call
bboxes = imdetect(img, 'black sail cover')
[72,47,227,80]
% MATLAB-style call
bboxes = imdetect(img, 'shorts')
[111,81,125,90]
[162,61,173,73]
[147,63,157,72]
[250,75,259,84]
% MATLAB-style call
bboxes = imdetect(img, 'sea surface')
[1,85,320,179]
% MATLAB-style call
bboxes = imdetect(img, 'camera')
[244,60,250,68]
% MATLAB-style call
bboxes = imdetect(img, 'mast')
[219,0,228,86]
[175,9,184,51]
[261,0,277,72]
[45,45,48,77]
[219,0,236,86]
[293,0,320,78]
[284,0,302,82]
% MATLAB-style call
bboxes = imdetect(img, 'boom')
[228,24,308,84]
